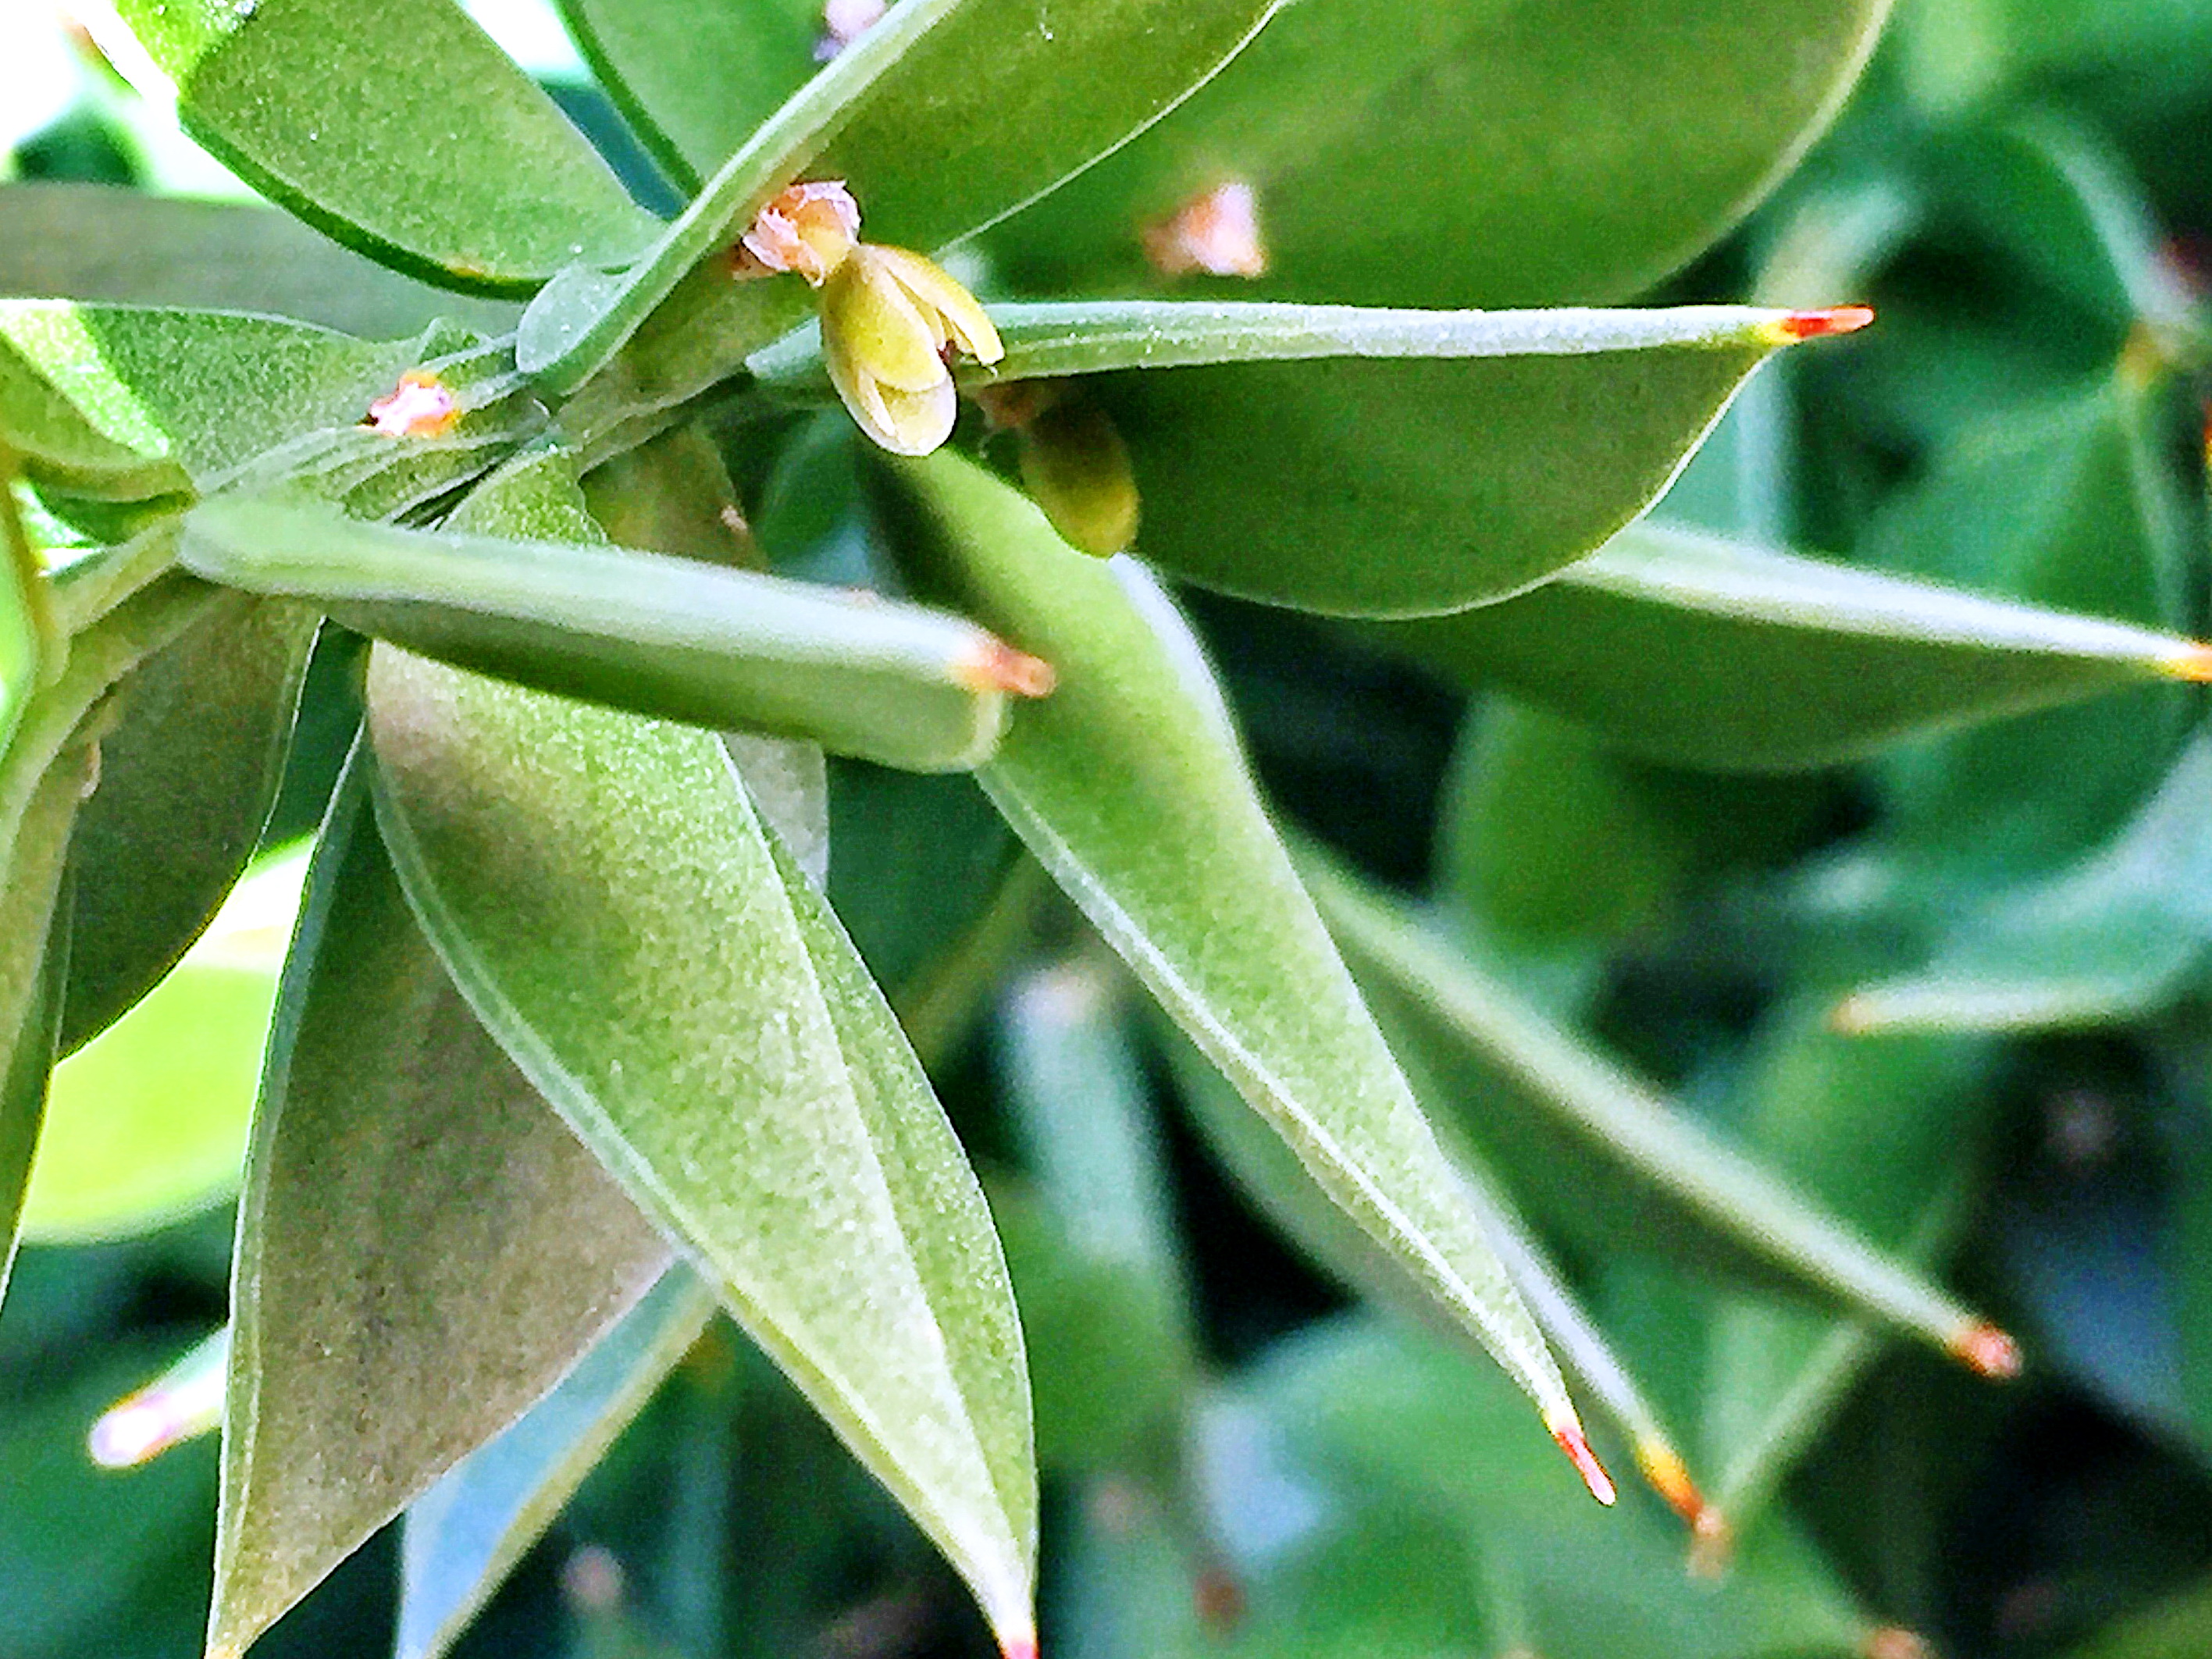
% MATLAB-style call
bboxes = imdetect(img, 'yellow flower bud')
[820,244,1004,456]
[1017,392,1142,558]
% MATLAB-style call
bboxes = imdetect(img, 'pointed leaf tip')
[956,640,1056,697]
[1548,1415,1617,1505]
[1001,1634,1040,1659]
[1771,305,1875,342]
[2157,643,2212,682]
[1950,1321,2023,1380]
[1865,1629,1934,1659]
[1632,1440,1708,1530]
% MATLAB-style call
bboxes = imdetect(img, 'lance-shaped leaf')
[0,753,81,1311]
[211,760,674,1659]
[396,1269,718,1659]
[2,450,45,762]
[519,0,1281,401]
[365,655,1038,1657]
[0,183,519,339]
[25,848,305,1243]
[1833,729,2212,1034]
[179,493,1039,772]
[1300,846,2021,1379]
[877,450,1600,1490]
[0,303,474,502]
[110,0,654,294]
[1376,518,2212,769]
[992,0,1887,309]
[61,600,316,1055]
[757,299,1858,616]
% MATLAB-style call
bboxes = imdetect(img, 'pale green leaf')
[211,761,673,1659]
[0,752,80,1311]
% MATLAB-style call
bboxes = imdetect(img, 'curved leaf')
[180,491,1029,772]
[878,451,1590,1473]
[365,655,1038,1657]
[114,0,654,294]
[396,1269,717,1659]
[211,761,674,1659]
[518,0,1281,401]
[991,0,1889,308]
[1377,518,2212,769]
[61,600,315,1054]
[0,753,80,1311]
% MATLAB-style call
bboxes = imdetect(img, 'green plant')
[8,2,2212,1657]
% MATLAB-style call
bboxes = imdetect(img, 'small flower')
[1142,180,1268,279]
[364,370,459,437]
[978,379,1140,557]
[733,180,862,287]
[814,0,886,58]
[821,244,1003,456]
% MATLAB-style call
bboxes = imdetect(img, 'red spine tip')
[1779,305,1875,340]
[1000,1638,1039,1659]
[1634,1443,1708,1530]
[1952,1321,2023,1380]
[958,640,1057,698]
[1551,1422,1618,1506]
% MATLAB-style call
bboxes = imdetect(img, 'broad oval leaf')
[364,655,1038,1656]
[878,451,1590,1471]
[397,1268,717,1659]
[992,0,1889,308]
[518,0,1281,399]
[113,0,655,294]
[1377,518,2212,769]
[210,760,674,1659]
[180,490,1030,772]
[23,848,306,1242]
[61,599,316,1054]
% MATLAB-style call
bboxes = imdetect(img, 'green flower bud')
[820,245,1003,456]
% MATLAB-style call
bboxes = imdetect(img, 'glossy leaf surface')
[60,599,315,1054]
[181,490,1023,771]
[1377,518,2211,770]
[365,655,1038,1654]
[23,849,305,1242]
[881,451,1577,1441]
[212,766,673,1659]
[115,0,654,294]
[396,1269,717,1659]
[992,0,1889,308]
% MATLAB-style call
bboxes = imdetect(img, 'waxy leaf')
[180,492,1028,772]
[519,0,1280,400]
[1834,729,2212,1034]
[1378,518,2212,769]
[61,599,316,1054]
[1302,849,2017,1375]
[397,1269,717,1659]
[0,183,518,338]
[24,849,305,1242]
[113,0,655,294]
[365,657,1038,1656]
[994,0,1887,308]
[879,452,1590,1472]
[212,762,673,1659]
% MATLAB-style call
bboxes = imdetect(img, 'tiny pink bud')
[365,371,459,438]
[1142,180,1268,279]
[734,181,862,287]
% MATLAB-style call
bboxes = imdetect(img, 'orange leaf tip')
[365,371,460,439]
[1757,306,1876,347]
[1548,1414,1617,1506]
[999,1636,1039,1659]
[1951,1321,2023,1380]
[2157,643,2212,682]
[1865,1628,1932,1659]
[957,639,1056,698]
[1633,1440,1708,1530]
[1143,180,1269,279]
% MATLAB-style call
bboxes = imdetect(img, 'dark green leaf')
[210,760,673,1659]
[180,486,1028,771]
[396,1269,717,1659]
[1375,518,2212,770]
[880,451,1581,1449]
[365,655,1039,1655]
[115,0,655,294]
[61,600,315,1054]
[0,183,518,338]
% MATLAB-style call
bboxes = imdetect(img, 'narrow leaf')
[62,600,316,1054]
[113,0,655,294]
[879,452,1596,1485]
[211,760,673,1659]
[180,492,1037,772]
[396,1269,718,1659]
[1301,846,2021,1378]
[1378,517,2212,770]
[0,753,80,1310]
[365,657,1039,1656]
